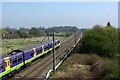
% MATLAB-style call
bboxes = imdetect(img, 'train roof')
[21,40,53,51]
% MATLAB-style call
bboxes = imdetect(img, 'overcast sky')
[2,2,118,29]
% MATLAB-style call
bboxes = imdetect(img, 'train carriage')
[0,39,60,79]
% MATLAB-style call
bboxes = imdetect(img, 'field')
[1,36,64,54]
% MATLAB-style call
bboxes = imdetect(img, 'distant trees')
[50,26,79,33]
[17,28,30,38]
[80,23,118,58]
[1,26,79,39]
[50,26,79,37]
[1,27,45,39]
[29,27,40,37]
[3,27,20,39]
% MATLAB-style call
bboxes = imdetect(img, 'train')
[0,39,60,79]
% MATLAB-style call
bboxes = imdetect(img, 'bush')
[80,25,118,58]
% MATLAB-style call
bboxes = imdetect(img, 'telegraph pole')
[53,32,56,73]
[47,31,49,41]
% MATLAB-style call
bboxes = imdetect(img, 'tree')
[29,27,43,37]
[1,29,8,39]
[18,28,30,38]
[80,24,118,58]
[103,25,118,43]
[106,22,111,26]
[3,28,20,39]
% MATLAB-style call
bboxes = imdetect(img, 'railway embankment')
[49,53,118,80]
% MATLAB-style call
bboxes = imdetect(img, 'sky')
[1,0,119,2]
[1,2,118,29]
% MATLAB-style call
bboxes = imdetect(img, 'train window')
[48,44,50,49]
[39,48,42,52]
[12,58,17,64]
[36,49,39,53]
[18,56,22,62]
[44,46,46,49]
[47,44,49,48]
[50,44,53,48]
[58,41,60,44]
[55,42,57,45]
[30,52,33,56]
[45,45,47,49]
[45,45,49,50]
[0,64,3,70]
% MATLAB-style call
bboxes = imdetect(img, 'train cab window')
[12,58,17,64]
[0,64,3,70]
[18,56,22,62]
[30,52,33,56]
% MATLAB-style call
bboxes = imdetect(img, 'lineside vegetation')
[50,22,119,79]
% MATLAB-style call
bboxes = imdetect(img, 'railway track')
[7,32,81,80]
[35,32,81,78]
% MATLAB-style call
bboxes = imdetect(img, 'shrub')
[80,25,118,58]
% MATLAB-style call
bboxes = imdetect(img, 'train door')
[42,45,44,53]
[4,57,10,71]
[33,48,37,57]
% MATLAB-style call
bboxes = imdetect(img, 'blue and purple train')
[0,39,60,79]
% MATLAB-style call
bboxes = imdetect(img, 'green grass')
[1,36,64,54]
